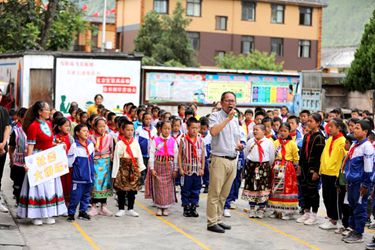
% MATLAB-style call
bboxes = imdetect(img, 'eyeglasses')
[223,100,235,103]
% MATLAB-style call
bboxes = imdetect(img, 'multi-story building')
[116,0,327,71]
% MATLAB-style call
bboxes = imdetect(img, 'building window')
[298,40,311,58]
[215,16,228,30]
[271,4,284,24]
[299,7,312,26]
[187,0,201,17]
[242,0,256,21]
[154,0,168,14]
[241,36,254,54]
[188,32,200,50]
[271,38,283,56]
[215,51,226,58]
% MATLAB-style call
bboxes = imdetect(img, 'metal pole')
[101,0,107,52]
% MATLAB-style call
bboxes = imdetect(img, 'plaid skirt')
[145,159,176,208]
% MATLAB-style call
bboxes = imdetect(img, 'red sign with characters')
[96,76,131,85]
[103,85,136,94]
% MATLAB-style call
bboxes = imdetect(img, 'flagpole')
[101,0,107,52]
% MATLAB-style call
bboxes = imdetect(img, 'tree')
[0,0,87,53]
[134,1,197,67]
[344,10,375,92]
[215,50,284,71]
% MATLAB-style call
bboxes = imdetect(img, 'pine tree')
[344,9,375,92]
[134,11,162,57]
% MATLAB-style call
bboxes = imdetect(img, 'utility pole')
[101,0,107,52]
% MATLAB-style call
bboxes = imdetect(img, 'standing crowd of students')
[1,94,375,248]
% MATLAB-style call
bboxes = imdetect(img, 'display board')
[55,58,141,113]
[145,72,299,106]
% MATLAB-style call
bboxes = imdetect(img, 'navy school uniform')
[67,139,95,216]
[345,138,374,235]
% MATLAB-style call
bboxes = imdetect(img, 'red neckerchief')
[119,135,138,177]
[80,140,91,161]
[172,131,181,142]
[278,138,290,165]
[329,132,343,156]
[94,132,104,152]
[305,132,312,158]
[108,124,117,133]
[266,134,273,139]
[290,130,297,138]
[143,127,154,140]
[185,134,198,159]
[17,122,22,128]
[254,139,264,163]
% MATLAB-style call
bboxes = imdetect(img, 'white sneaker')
[296,212,310,223]
[223,209,231,217]
[319,220,337,230]
[115,210,126,217]
[281,213,291,220]
[256,209,264,219]
[0,203,9,213]
[304,213,318,225]
[342,228,352,236]
[127,210,139,217]
[230,201,237,209]
[32,219,43,226]
[140,186,145,193]
[44,218,55,225]
[269,211,277,218]
[249,209,256,218]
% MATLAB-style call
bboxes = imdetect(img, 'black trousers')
[338,185,351,228]
[10,166,26,204]
[92,198,107,204]
[322,174,339,220]
[301,182,320,213]
[117,190,137,210]
[140,157,149,186]
[0,152,7,190]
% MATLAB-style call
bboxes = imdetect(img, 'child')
[299,110,311,133]
[135,112,157,189]
[319,118,347,230]
[171,118,183,187]
[344,120,374,244]
[177,104,185,120]
[280,106,289,122]
[54,117,74,204]
[107,112,118,141]
[145,121,178,216]
[112,119,145,217]
[200,116,211,194]
[336,134,355,236]
[287,116,303,149]
[8,108,27,206]
[273,117,282,138]
[134,108,145,131]
[88,117,114,217]
[248,111,266,139]
[242,124,275,218]
[171,118,183,145]
[242,109,254,139]
[268,122,299,220]
[178,117,205,217]
[262,117,277,141]
[67,124,95,222]
[296,113,325,225]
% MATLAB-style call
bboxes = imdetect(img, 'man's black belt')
[214,155,237,161]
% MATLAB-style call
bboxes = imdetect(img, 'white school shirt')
[112,139,146,178]
[244,137,275,165]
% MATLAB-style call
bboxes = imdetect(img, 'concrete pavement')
[1,163,374,250]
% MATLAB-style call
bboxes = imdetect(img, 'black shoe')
[207,224,225,233]
[78,211,91,221]
[183,205,191,217]
[218,222,231,230]
[190,205,199,217]
[203,186,209,193]
[67,214,75,222]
